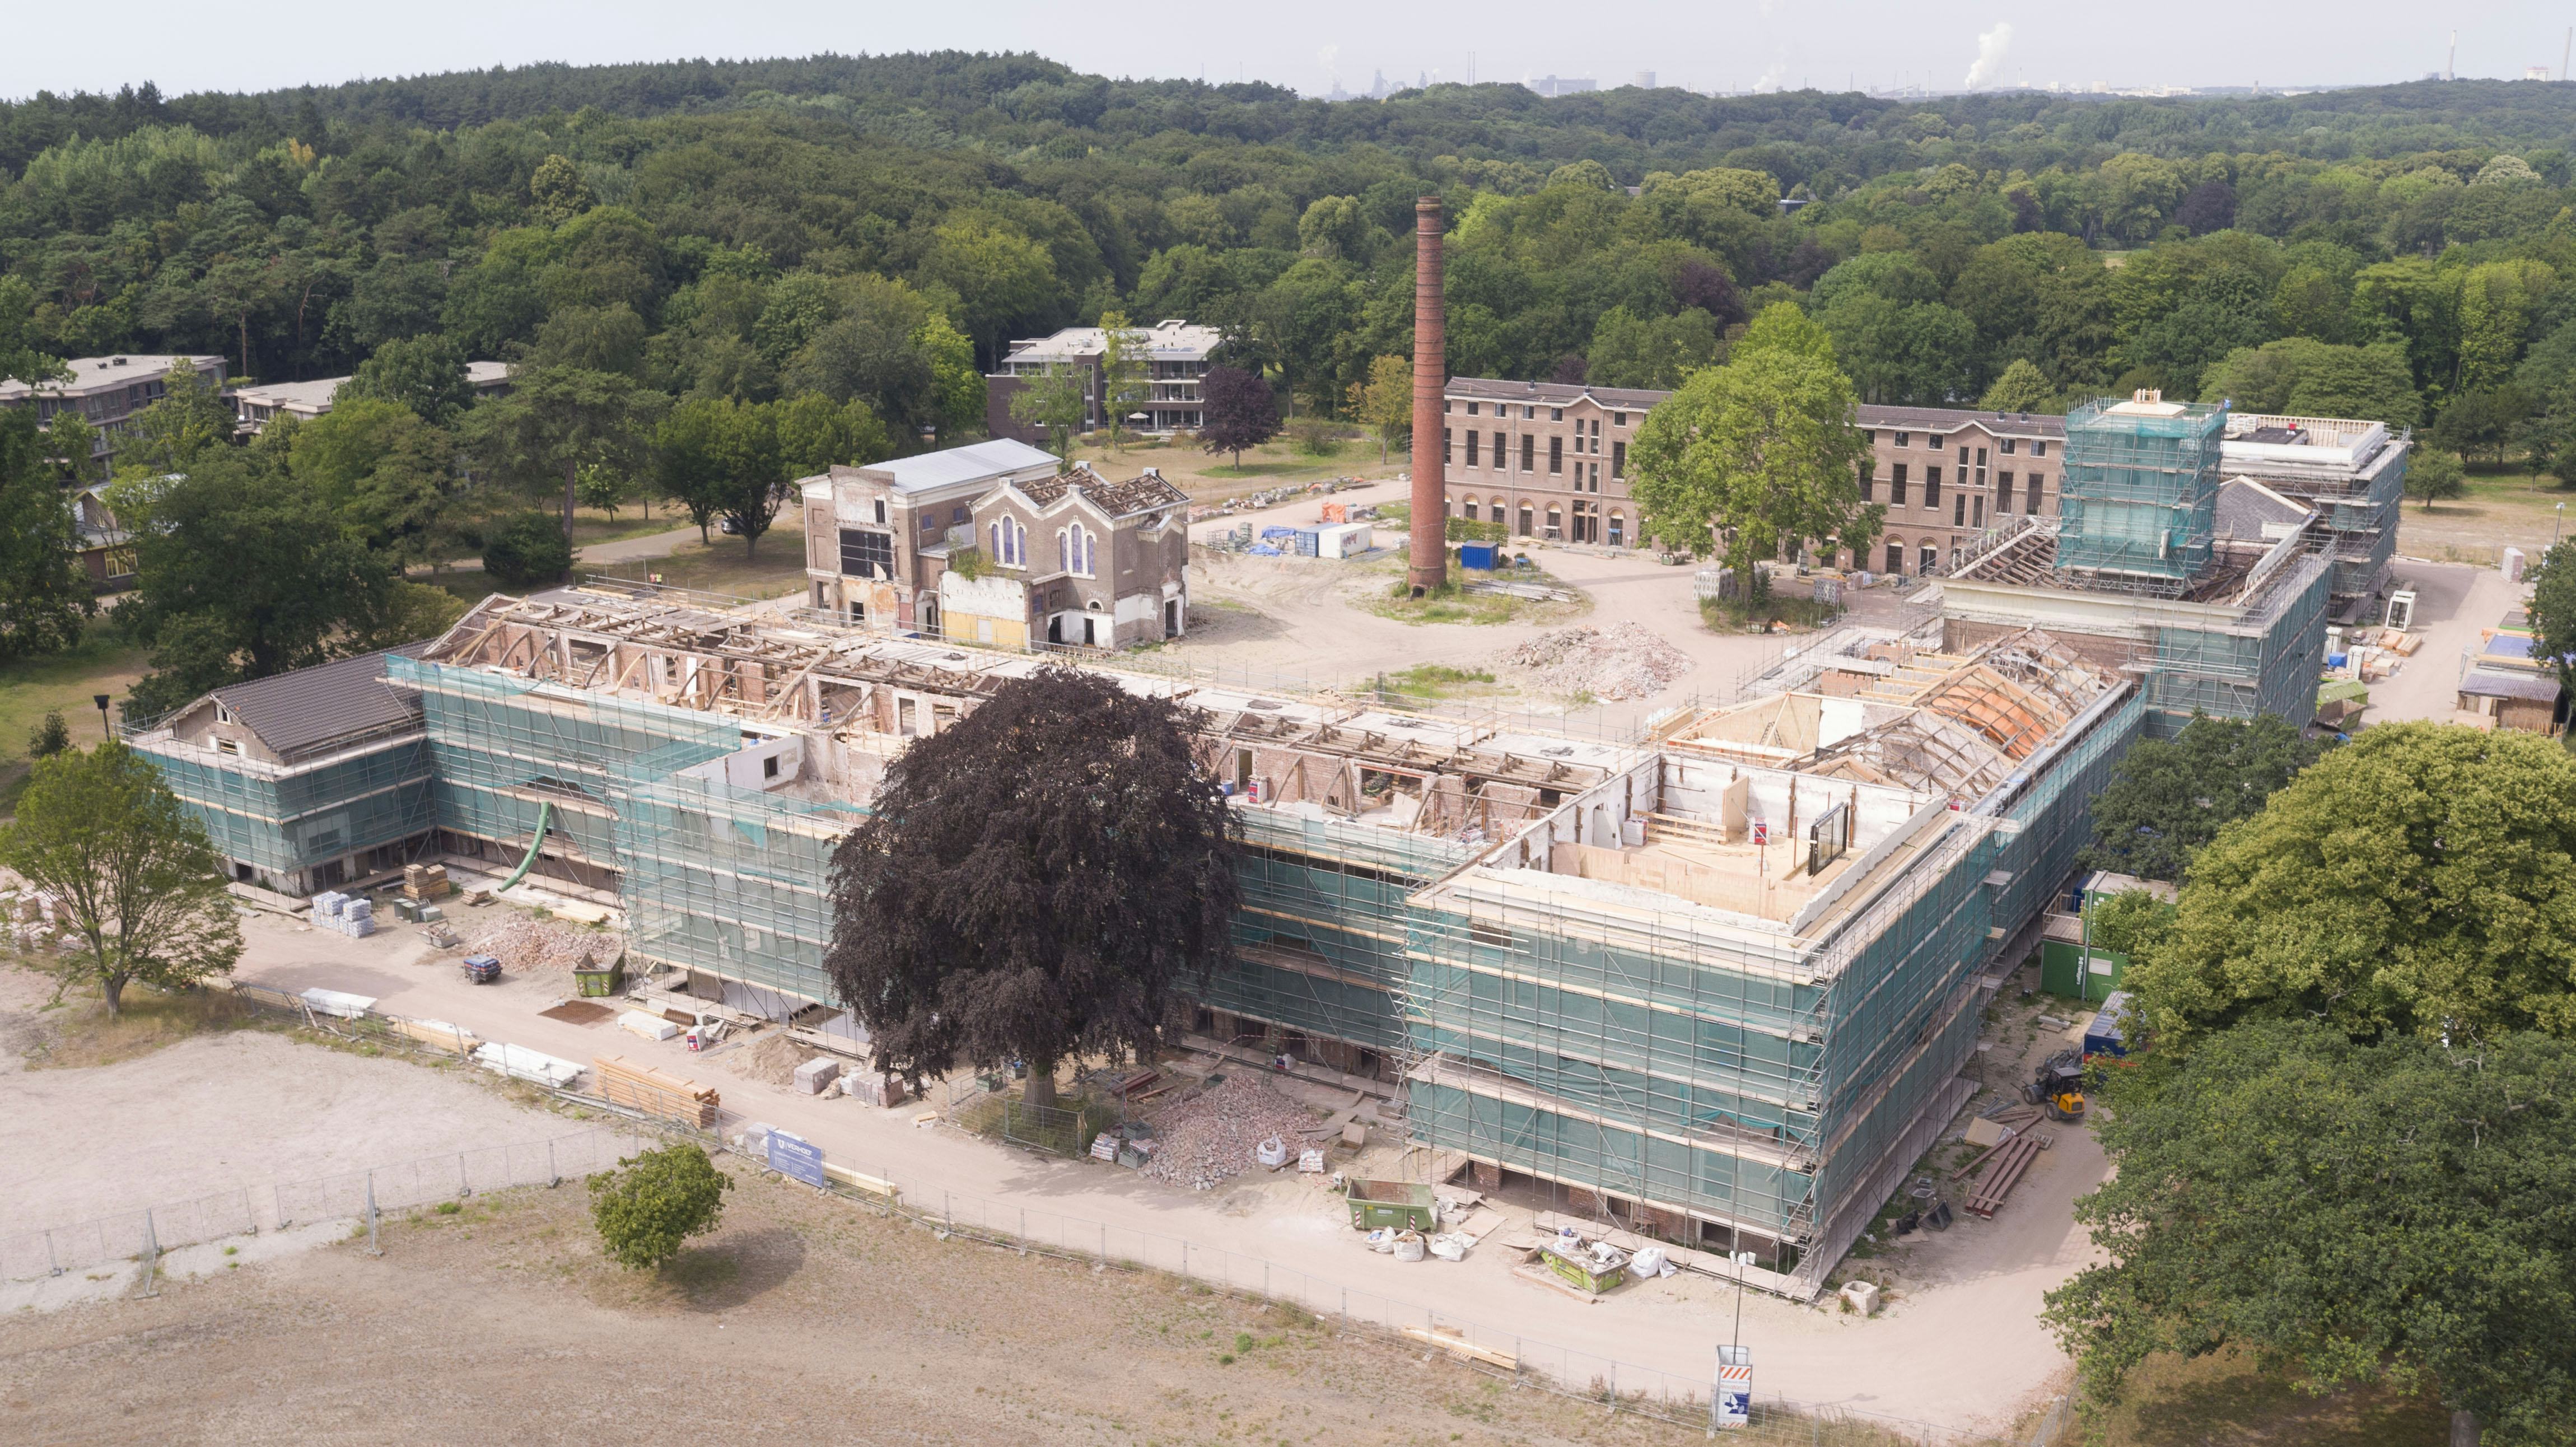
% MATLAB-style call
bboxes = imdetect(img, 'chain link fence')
[20,982,2076,1445]
[1,1125,643,1283]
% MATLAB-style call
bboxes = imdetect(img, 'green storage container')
[2040,939,2126,1002]
[572,962,626,998]
[1345,1178,1439,1231]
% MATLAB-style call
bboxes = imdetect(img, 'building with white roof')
[0,354,226,475]
[985,318,1222,442]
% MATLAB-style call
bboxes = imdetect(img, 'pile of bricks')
[1139,1073,1320,1192]
[309,891,376,938]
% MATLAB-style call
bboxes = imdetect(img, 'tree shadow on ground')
[665,1226,806,1313]
[2108,1352,2446,1447]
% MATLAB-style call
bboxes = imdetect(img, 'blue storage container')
[1292,528,1322,557]
[2083,990,2133,1058]
[1459,543,1497,571]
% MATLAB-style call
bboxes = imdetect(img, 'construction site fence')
[162,979,2077,1444]
[0,1123,648,1284]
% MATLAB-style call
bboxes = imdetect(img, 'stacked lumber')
[1963,1133,2044,1217]
[592,1053,720,1128]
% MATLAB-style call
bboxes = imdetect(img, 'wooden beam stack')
[592,1053,720,1129]
[1963,1133,2045,1218]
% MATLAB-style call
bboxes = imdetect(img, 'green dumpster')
[572,961,626,998]
[1344,1178,1439,1231]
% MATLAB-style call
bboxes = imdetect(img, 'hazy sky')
[4,1,2571,105]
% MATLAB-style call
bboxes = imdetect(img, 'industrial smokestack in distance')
[1409,197,1448,595]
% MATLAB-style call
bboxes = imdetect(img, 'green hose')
[499,800,554,891]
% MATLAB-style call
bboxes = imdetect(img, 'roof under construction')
[1655,628,2116,804]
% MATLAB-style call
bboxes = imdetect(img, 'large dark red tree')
[824,668,1240,1107]
[1197,363,1280,468]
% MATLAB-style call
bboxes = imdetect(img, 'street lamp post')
[92,693,112,739]
[2554,501,2564,548]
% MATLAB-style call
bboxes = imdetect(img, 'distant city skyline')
[4,1,2572,108]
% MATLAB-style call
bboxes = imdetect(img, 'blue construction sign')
[767,1128,827,1188]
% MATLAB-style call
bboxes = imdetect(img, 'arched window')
[1462,496,1480,522]
[1608,510,1625,547]
[988,521,1002,560]
[1056,528,1070,572]
[1544,503,1562,540]
[1884,538,1905,575]
[1080,527,1094,576]
[1518,502,1534,536]
[1919,544,1939,576]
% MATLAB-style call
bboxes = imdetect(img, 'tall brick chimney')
[1408,196,1448,595]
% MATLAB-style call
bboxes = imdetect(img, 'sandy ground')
[1178,482,1901,730]
[211,908,2091,1434]
[0,964,558,1230]
[2362,559,2534,727]
[0,1166,1743,1447]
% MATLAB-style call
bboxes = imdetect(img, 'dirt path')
[0,1161,1739,1447]
[211,909,2087,1434]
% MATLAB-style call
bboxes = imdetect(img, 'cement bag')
[1429,1234,1467,1262]
[1633,1247,1668,1277]
[1366,1228,1395,1253]
[1392,1230,1426,1263]
[1254,1135,1289,1168]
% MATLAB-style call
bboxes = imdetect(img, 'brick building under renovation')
[130,577,2138,1299]
[125,394,2360,1298]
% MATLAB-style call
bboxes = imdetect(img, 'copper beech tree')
[823,668,1240,1108]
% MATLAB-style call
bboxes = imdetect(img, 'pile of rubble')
[1138,1072,1319,1191]
[1503,622,1692,701]
[467,917,625,972]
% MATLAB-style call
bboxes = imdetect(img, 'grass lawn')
[1360,570,1589,627]
[0,618,153,814]
[2395,467,2576,562]
[1066,433,1396,501]
[582,529,813,600]
[2087,1349,2446,1446]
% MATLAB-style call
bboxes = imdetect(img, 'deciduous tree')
[1007,362,1088,464]
[2527,540,2576,703]
[2405,447,2466,509]
[461,364,665,542]
[2045,1021,2576,1446]
[1345,353,1412,463]
[1197,363,1278,468]
[2125,723,2576,1047]
[0,409,95,663]
[340,332,476,423]
[2080,712,2321,882]
[1630,304,1878,580]
[1096,309,1147,453]
[1977,358,2058,413]
[824,668,1240,1108]
[588,1142,731,1270]
[0,740,241,1017]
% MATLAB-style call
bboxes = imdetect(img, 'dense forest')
[11,53,2576,703]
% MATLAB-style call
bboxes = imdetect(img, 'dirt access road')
[0,1164,1742,1447]
[226,908,2094,1435]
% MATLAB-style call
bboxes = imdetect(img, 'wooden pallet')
[1963,1134,2043,1217]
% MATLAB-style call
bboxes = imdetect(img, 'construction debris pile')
[1138,1073,1320,1191]
[468,917,626,972]
[1504,623,1691,701]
